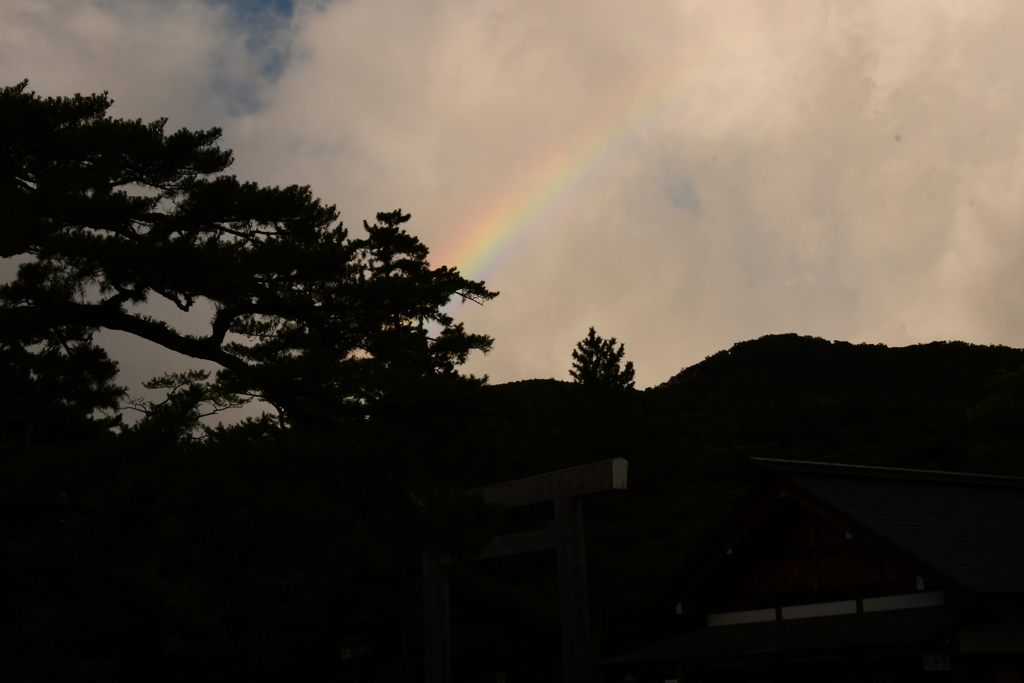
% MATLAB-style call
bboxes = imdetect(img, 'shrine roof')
[759,459,1024,595]
[648,460,1024,613]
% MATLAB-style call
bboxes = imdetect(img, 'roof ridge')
[752,457,1024,487]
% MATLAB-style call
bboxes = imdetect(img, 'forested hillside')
[423,334,1024,681]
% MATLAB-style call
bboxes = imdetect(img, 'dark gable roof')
[757,458,1024,594]
[610,461,1024,669]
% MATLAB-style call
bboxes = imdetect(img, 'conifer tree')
[570,326,635,390]
[0,80,497,427]
[1,82,505,677]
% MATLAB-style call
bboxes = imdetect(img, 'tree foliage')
[122,370,251,446]
[0,329,123,445]
[1,81,507,680]
[0,80,496,428]
[569,326,635,390]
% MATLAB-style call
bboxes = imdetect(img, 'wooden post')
[423,550,450,683]
[556,496,593,683]
[423,459,626,683]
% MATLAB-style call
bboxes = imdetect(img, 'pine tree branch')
[1,303,246,371]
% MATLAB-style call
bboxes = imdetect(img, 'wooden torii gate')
[423,458,628,683]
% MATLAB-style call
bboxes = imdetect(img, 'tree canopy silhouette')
[570,326,635,390]
[1,81,505,680]
[0,80,496,428]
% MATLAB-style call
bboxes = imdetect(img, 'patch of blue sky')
[204,0,298,116]
[227,0,294,18]
[664,177,701,217]
[220,0,294,76]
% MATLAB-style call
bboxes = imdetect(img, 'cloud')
[0,0,293,124]
[664,178,701,216]
[5,0,1024,393]
[0,0,301,409]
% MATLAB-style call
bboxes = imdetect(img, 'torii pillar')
[423,458,628,683]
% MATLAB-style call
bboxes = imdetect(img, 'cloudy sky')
[5,0,1024,393]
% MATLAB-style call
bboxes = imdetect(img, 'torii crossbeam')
[423,458,628,683]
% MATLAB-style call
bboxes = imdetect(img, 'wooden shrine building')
[602,459,1024,683]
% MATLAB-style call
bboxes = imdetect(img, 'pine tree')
[0,80,497,427]
[1,81,505,677]
[570,326,635,390]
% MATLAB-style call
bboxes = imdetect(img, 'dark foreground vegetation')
[4,82,1024,681]
[6,333,1024,681]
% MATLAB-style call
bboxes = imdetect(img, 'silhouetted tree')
[0,80,496,427]
[570,326,635,390]
[0,328,123,444]
[1,80,505,680]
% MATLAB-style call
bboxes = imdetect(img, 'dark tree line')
[1,81,504,681]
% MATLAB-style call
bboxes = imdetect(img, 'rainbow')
[438,68,698,312]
